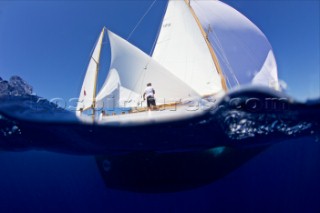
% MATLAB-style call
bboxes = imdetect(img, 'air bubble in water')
[12,125,19,133]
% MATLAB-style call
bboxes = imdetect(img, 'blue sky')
[0,0,319,101]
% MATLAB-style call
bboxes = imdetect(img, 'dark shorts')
[147,96,156,107]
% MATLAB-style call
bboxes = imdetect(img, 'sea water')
[0,86,319,212]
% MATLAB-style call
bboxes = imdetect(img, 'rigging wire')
[127,0,157,41]
[91,1,161,109]
[124,0,163,105]
[118,0,158,106]
[137,0,169,101]
[113,0,167,107]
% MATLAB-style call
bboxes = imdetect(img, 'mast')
[76,27,106,119]
[90,27,105,120]
[92,27,106,110]
[184,0,227,91]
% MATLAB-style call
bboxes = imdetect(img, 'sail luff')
[184,0,227,91]
[149,0,169,56]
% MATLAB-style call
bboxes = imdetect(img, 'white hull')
[98,105,205,125]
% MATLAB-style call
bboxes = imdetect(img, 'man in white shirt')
[143,83,156,110]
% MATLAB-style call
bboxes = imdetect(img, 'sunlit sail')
[76,0,279,122]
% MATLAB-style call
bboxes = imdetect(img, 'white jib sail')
[96,30,200,108]
[190,0,279,89]
[95,68,141,108]
[76,28,105,115]
[152,0,224,96]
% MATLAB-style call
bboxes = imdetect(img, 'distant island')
[0,76,70,116]
[0,76,33,97]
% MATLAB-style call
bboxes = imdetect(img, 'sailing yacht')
[76,0,279,123]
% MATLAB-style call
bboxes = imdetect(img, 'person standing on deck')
[143,83,156,110]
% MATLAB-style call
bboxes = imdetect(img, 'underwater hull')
[95,145,270,193]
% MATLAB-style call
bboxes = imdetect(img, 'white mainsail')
[190,0,279,89]
[95,30,200,108]
[76,28,105,115]
[152,0,224,96]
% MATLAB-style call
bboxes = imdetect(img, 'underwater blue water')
[0,86,319,212]
[0,140,319,213]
